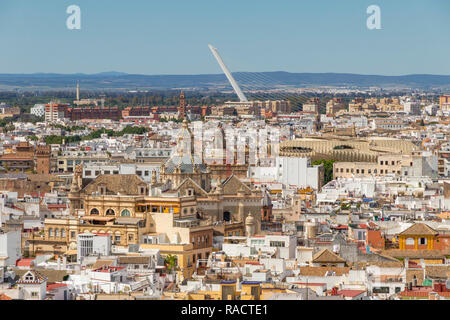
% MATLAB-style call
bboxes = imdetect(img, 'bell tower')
[178,91,186,119]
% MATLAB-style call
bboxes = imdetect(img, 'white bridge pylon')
[208,44,248,102]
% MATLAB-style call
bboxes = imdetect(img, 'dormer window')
[24,274,34,281]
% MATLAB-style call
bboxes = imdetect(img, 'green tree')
[312,159,336,185]
[164,254,178,273]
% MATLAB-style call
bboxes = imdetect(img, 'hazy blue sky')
[0,0,449,75]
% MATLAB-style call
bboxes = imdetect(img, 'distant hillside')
[0,72,449,91]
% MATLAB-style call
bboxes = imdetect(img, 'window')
[420,237,427,245]
[61,229,66,238]
[269,241,285,247]
[48,228,53,237]
[121,209,131,217]
[85,170,92,176]
[90,208,99,215]
[71,231,76,238]
[105,209,115,216]
[128,234,134,241]
[31,292,39,297]
[373,287,390,294]
[406,237,415,245]
[115,235,121,242]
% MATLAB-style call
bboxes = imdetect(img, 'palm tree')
[165,254,178,273]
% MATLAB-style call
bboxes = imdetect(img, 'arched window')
[61,229,66,238]
[90,208,99,215]
[105,209,115,216]
[54,229,59,237]
[121,209,131,217]
[48,228,53,237]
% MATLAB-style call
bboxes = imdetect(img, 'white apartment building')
[248,157,323,190]
[82,163,161,183]
[222,234,297,260]
[30,104,45,117]
[77,233,112,263]
[0,229,21,267]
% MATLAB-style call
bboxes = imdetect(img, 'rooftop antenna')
[208,44,248,102]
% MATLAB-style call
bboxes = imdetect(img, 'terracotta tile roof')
[117,256,150,265]
[399,223,438,236]
[16,270,48,284]
[381,249,450,259]
[92,259,115,270]
[47,283,68,291]
[93,266,124,273]
[0,293,12,300]
[399,291,430,298]
[312,249,346,264]
[337,289,366,298]
[425,265,450,279]
[299,267,350,276]
[82,174,147,196]
[13,268,68,284]
[15,258,35,267]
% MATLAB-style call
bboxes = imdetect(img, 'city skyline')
[0,0,449,75]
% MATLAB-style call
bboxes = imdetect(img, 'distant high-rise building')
[439,95,450,112]
[76,80,80,102]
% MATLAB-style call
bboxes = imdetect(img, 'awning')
[80,216,115,221]
[115,217,143,225]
